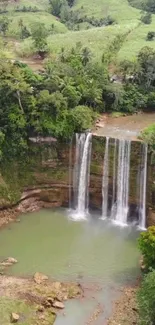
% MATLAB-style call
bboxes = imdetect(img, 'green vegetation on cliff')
[0,41,155,156]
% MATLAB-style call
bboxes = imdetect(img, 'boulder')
[7,257,18,264]
[53,301,65,309]
[11,313,19,323]
[47,297,54,305]
[52,282,61,290]
[37,305,45,312]
[1,257,18,267]
[33,272,48,284]
[43,301,51,308]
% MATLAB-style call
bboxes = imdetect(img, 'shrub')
[140,124,155,147]
[70,105,95,132]
[141,12,152,24]
[138,226,155,269]
[147,31,155,40]
[137,269,155,325]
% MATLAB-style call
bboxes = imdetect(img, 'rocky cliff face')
[0,140,70,212]
[0,135,153,227]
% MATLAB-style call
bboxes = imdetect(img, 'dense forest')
[1,38,155,157]
[0,0,155,156]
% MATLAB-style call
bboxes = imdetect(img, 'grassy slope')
[47,24,135,61]
[118,17,155,60]
[6,12,68,37]
[1,0,155,61]
[74,0,140,22]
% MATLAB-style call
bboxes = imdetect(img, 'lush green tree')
[138,226,155,269]
[0,16,9,35]
[145,0,155,12]
[81,47,92,66]
[31,23,48,57]
[137,270,155,325]
[70,105,96,132]
[147,31,155,41]
[137,46,155,89]
[141,12,152,24]
[49,0,67,16]
[140,124,155,148]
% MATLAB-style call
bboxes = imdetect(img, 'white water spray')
[102,137,109,218]
[138,144,148,229]
[71,133,92,220]
[114,139,131,225]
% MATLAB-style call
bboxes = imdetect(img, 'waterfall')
[138,143,148,229]
[69,137,73,210]
[110,139,117,219]
[69,133,148,227]
[114,139,131,225]
[112,138,117,208]
[72,133,92,219]
[102,137,109,219]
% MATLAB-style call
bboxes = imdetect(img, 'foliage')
[137,47,155,89]
[147,31,155,41]
[145,0,155,13]
[138,226,155,269]
[137,269,155,325]
[129,0,155,13]
[70,105,96,131]
[31,23,48,56]
[18,19,31,39]
[1,38,155,156]
[49,0,67,17]
[140,12,152,24]
[140,124,155,148]
[0,16,9,35]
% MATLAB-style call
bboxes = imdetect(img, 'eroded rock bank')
[107,284,140,325]
[0,135,154,226]
[0,273,82,325]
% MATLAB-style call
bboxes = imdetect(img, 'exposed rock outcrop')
[33,272,48,284]
[0,135,153,227]
[11,313,19,323]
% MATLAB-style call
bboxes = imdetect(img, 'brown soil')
[0,274,82,324]
[107,284,140,325]
[0,207,20,229]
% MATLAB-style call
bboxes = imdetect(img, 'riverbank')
[93,112,155,140]
[0,207,19,229]
[0,273,82,325]
[107,282,140,325]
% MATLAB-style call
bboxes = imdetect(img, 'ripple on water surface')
[0,208,141,325]
[0,208,140,284]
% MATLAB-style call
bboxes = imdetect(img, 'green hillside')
[0,0,155,62]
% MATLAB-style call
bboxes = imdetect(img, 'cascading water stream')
[70,132,148,227]
[77,133,92,216]
[112,138,117,208]
[102,137,109,219]
[114,139,131,225]
[138,143,148,229]
[71,133,92,220]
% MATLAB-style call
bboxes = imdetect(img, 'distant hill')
[0,0,155,63]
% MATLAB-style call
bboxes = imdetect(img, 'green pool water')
[0,208,140,324]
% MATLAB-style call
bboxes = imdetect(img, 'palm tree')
[81,47,92,66]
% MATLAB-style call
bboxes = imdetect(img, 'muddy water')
[94,112,155,140]
[0,209,140,324]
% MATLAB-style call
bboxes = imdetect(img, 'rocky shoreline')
[107,282,140,325]
[0,272,83,324]
[0,207,20,228]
